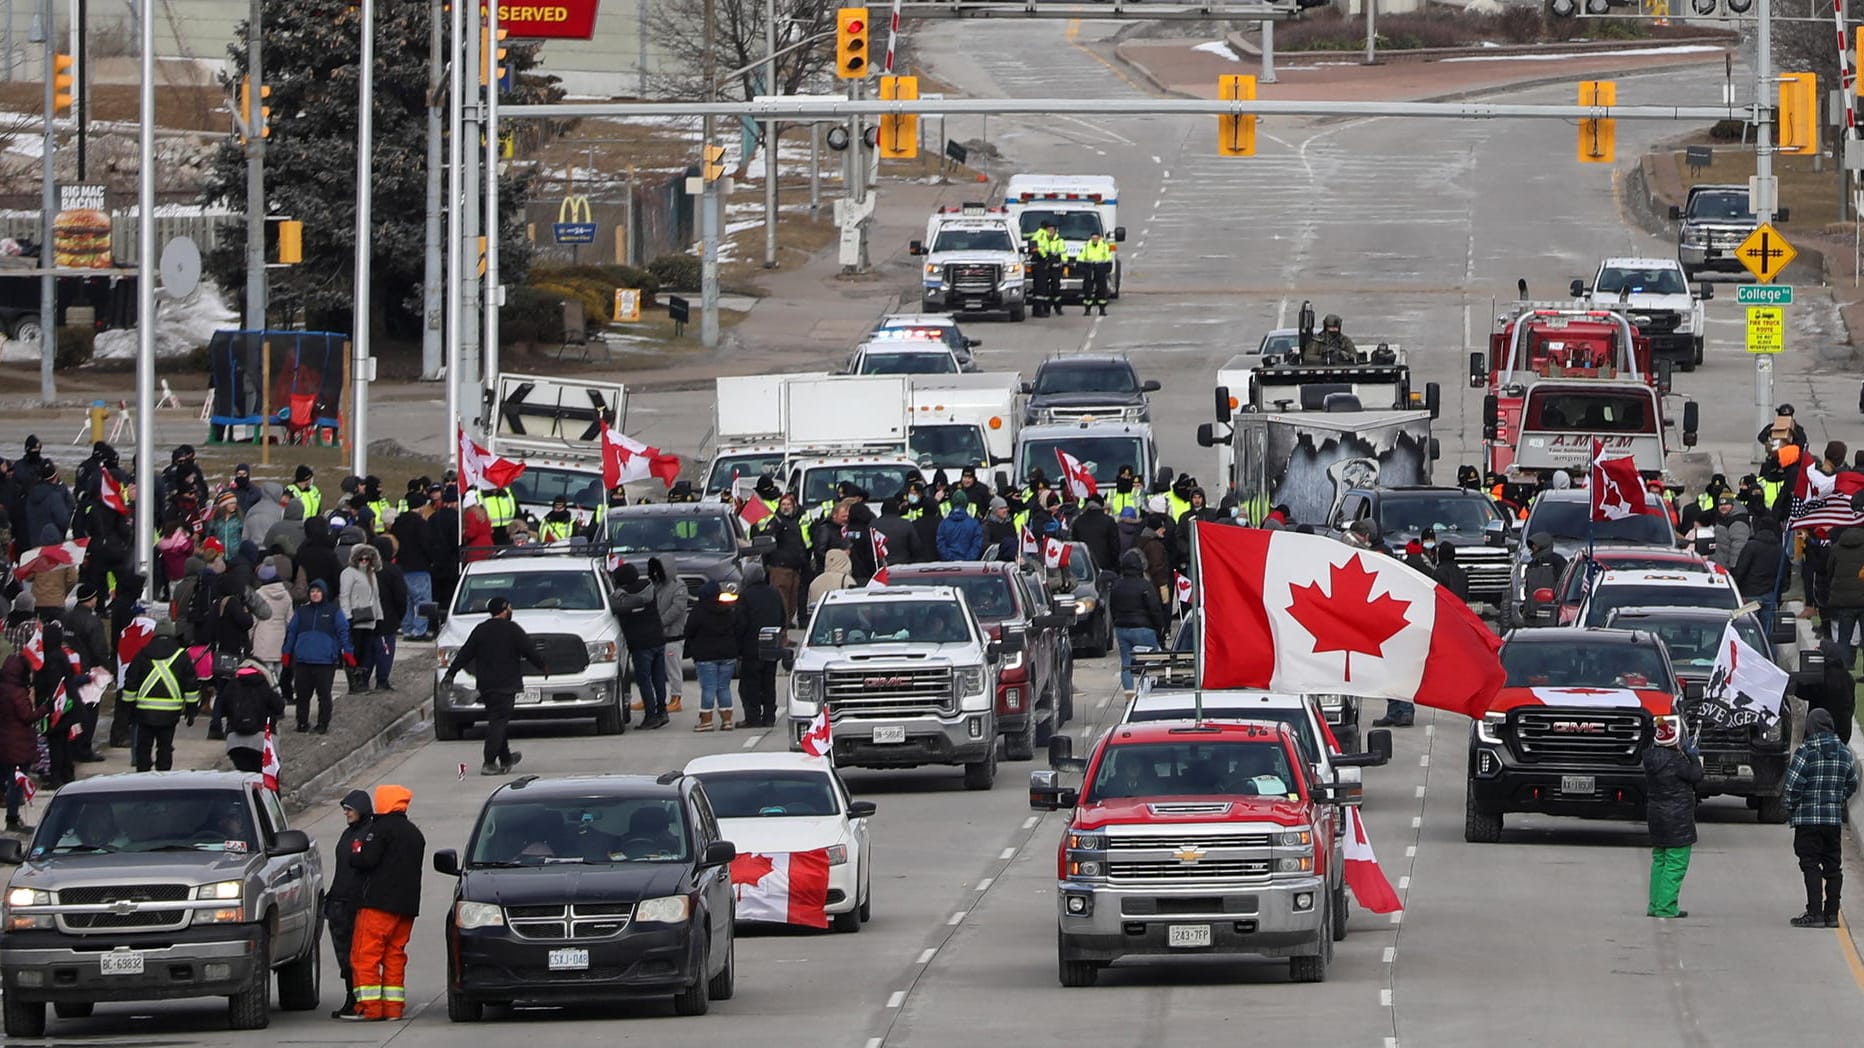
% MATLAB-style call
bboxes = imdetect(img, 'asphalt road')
[18,17,1864,1048]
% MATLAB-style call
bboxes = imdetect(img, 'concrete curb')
[281,696,434,813]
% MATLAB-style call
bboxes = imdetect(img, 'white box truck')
[909,372,1021,477]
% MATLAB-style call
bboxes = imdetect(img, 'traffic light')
[1577,79,1615,164]
[1218,74,1256,157]
[835,8,869,80]
[51,53,74,117]
[238,76,271,143]
[1778,72,1818,155]
[878,75,918,158]
[277,220,303,265]
[481,26,509,87]
[1857,29,1863,96]
[702,144,727,182]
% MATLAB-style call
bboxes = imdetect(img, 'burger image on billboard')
[53,208,113,269]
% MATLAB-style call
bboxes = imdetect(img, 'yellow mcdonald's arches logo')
[558,195,594,225]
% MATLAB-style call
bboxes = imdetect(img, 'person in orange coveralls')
[344,784,426,1021]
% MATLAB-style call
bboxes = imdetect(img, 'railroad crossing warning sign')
[1745,306,1784,354]
[1735,223,1796,283]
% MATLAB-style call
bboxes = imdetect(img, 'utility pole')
[244,0,266,332]
[351,0,375,478]
[1363,0,1375,66]
[1260,20,1276,84]
[71,0,82,177]
[460,3,482,427]
[444,0,463,451]
[483,0,502,390]
[700,0,720,347]
[1751,0,1774,464]
[37,0,54,404]
[762,0,778,269]
[133,0,154,594]
[422,0,443,380]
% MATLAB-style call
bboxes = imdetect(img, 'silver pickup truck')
[0,771,325,1035]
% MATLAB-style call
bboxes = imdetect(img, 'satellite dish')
[159,235,201,299]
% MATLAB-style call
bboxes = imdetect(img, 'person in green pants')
[1643,716,1704,918]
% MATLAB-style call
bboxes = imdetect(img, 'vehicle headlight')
[436,646,460,669]
[1067,832,1106,851]
[1273,830,1312,848]
[1073,598,1096,618]
[825,844,849,866]
[586,640,617,664]
[1004,263,1024,278]
[925,263,940,277]
[1275,855,1316,873]
[1681,230,1704,245]
[5,887,48,908]
[454,901,505,929]
[1675,313,1695,333]
[195,881,242,901]
[1476,711,1506,745]
[792,670,822,706]
[955,665,985,694]
[635,895,691,924]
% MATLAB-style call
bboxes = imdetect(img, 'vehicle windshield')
[705,453,784,496]
[693,770,840,819]
[909,424,989,470]
[1688,190,1754,222]
[1018,437,1145,486]
[1033,363,1139,395]
[1581,583,1741,626]
[1501,641,1674,690]
[891,574,1017,622]
[1258,332,1298,355]
[932,229,1016,253]
[1595,267,1688,296]
[858,351,958,376]
[1016,209,1104,240]
[32,790,257,856]
[1526,500,1676,546]
[1067,548,1097,582]
[1124,705,1319,763]
[808,600,973,645]
[799,465,915,505]
[1524,391,1656,433]
[470,796,689,865]
[510,467,604,511]
[1376,495,1499,537]
[454,570,606,614]
[1085,740,1299,801]
[1611,614,1767,669]
[605,514,738,554]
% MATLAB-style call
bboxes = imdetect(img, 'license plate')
[1560,775,1596,795]
[548,948,589,971]
[520,687,541,705]
[872,725,907,744]
[1166,924,1212,949]
[101,950,144,976]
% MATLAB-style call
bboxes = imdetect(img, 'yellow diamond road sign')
[1746,306,1784,354]
[1735,223,1796,283]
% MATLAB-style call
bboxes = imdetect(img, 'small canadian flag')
[871,529,890,564]
[1020,526,1038,557]
[1343,807,1402,914]
[1042,536,1071,570]
[738,496,772,530]
[1173,571,1194,605]
[865,567,890,591]
[260,726,281,793]
[13,769,35,806]
[800,704,832,758]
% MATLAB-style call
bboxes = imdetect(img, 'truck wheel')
[1464,789,1503,843]
[53,1002,93,1019]
[3,996,44,1038]
[1004,715,1036,762]
[595,701,624,736]
[707,934,737,998]
[963,747,998,790]
[1288,908,1331,983]
[1035,699,1056,747]
[1758,793,1789,824]
[1009,304,1027,322]
[227,930,271,1030]
[276,921,322,1011]
[1331,883,1349,942]
[10,315,42,348]
[447,985,484,1023]
[1058,931,1099,987]
[434,713,462,742]
[1692,337,1705,369]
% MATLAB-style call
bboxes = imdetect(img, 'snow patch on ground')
[89,281,237,361]
[1440,44,1726,63]
[1193,41,1242,62]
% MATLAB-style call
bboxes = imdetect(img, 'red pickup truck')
[1030,720,1358,986]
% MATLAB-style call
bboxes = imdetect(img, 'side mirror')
[984,641,1001,664]
[909,240,925,255]
[1469,352,1488,390]
[966,337,982,348]
[1113,226,1127,242]
[999,628,1026,653]
[1532,587,1556,604]
[1366,728,1394,763]
[433,849,461,876]
[1196,423,1218,449]
[270,829,312,856]
[1482,393,1499,440]
[1682,401,1699,449]
[1019,381,1035,395]
[1213,384,1233,424]
[702,840,738,867]
[743,534,777,554]
[1316,780,1363,806]
[1667,204,1682,220]
[1485,519,1508,547]
[847,800,877,819]
[1569,279,1586,298]
[0,837,23,864]
[1048,734,1074,767]
[1141,379,1161,393]
[1029,769,1078,811]
[1697,282,1714,301]
[1424,381,1441,421]
[417,601,439,621]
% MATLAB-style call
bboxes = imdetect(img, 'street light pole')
[1751,0,1774,463]
[483,0,502,390]
[444,0,462,460]
[351,0,375,478]
[762,0,778,269]
[134,0,154,594]
[37,0,54,405]
[421,0,444,380]
[243,0,266,332]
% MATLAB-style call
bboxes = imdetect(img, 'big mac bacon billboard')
[498,0,601,39]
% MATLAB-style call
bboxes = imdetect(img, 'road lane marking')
[1000,846,1017,860]
[977,877,994,891]
[1415,785,1426,798]
[1425,724,1434,737]
[1383,947,1396,963]
[1837,912,1864,996]
[887,991,906,1008]
[1380,989,1393,1007]
[1418,754,1429,767]
[1405,845,1416,858]
[1410,816,1422,828]
[741,733,764,749]
[948,911,967,925]
[867,1039,884,1048]
[1151,155,1161,163]
[1391,911,1405,924]
[1398,876,1411,890]
[917,948,936,964]
[1023,815,1039,829]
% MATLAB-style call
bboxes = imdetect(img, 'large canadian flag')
[1589,437,1661,522]
[1054,449,1098,499]
[99,470,130,515]
[600,422,682,490]
[1191,523,1503,717]
[458,426,527,491]
[1343,808,1402,914]
[730,849,831,929]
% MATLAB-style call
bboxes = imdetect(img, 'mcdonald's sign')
[554,195,597,245]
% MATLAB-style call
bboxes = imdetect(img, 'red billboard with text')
[498,0,600,39]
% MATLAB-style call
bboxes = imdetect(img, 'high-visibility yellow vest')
[132,653,195,713]
[365,498,392,529]
[540,518,575,542]
[1079,240,1114,263]
[289,483,323,517]
[483,491,518,528]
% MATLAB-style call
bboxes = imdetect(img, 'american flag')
[1789,495,1864,533]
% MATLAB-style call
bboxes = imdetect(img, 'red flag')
[99,470,129,516]
[1173,571,1194,606]
[20,626,43,672]
[1588,438,1660,522]
[13,769,34,806]
[1054,449,1099,499]
[1019,525,1038,557]
[729,849,832,929]
[865,567,890,590]
[601,422,681,490]
[117,615,155,688]
[13,539,88,581]
[1042,536,1071,570]
[458,426,527,492]
[738,496,773,530]
[1191,523,1503,718]
[871,529,890,564]
[1343,808,1402,914]
[800,704,832,758]
[261,726,280,792]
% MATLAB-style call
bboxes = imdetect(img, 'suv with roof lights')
[1574,567,1742,628]
[910,205,1028,321]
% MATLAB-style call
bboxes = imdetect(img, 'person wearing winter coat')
[121,619,201,773]
[807,548,856,612]
[218,659,284,774]
[936,491,984,560]
[370,537,408,690]
[872,498,921,566]
[462,504,494,563]
[1109,548,1167,693]
[843,501,879,584]
[339,544,386,694]
[295,517,343,595]
[429,487,463,606]
[282,581,354,734]
[334,523,370,574]
[27,524,78,623]
[346,784,425,1021]
[23,464,73,549]
[1734,515,1785,625]
[760,495,810,626]
[649,556,689,714]
[613,563,669,729]
[735,561,789,728]
[1642,716,1703,918]
[1134,515,1174,602]
[1784,707,1861,927]
[326,789,375,1019]
[1797,638,1856,746]
[440,596,546,775]
[684,581,741,731]
[58,583,110,763]
[242,481,286,546]
[1072,496,1121,578]
[1826,525,1864,669]
[250,557,295,670]
[205,493,244,553]
[1711,494,1752,572]
[264,496,307,559]
[390,500,436,639]
[156,517,194,601]
[1433,543,1471,602]
[0,653,43,832]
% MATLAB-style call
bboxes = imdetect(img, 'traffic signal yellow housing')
[836,8,870,79]
[277,220,303,265]
[1857,29,1863,97]
[1218,74,1256,156]
[702,144,727,182]
[238,76,272,143]
[1577,80,1615,164]
[51,54,74,117]
[1778,72,1818,156]
[879,75,918,158]
[481,26,509,86]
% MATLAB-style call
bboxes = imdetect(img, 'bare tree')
[1772,0,1850,95]
[646,0,838,102]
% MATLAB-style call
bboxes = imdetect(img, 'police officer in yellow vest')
[1029,221,1066,318]
[288,465,323,518]
[1106,465,1143,519]
[361,476,394,536]
[591,486,627,538]
[483,487,519,544]
[122,620,201,772]
[1077,232,1114,316]
[539,497,576,543]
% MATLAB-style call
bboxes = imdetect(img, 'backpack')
[186,572,217,632]
[225,678,267,736]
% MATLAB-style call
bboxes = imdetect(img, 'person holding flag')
[33,622,80,789]
[1642,715,1703,918]
[219,661,285,774]
[0,644,42,833]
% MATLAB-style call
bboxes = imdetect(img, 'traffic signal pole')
[351,0,375,478]
[701,0,721,348]
[36,0,54,405]
[1752,0,1775,464]
[134,0,155,593]
[244,0,267,333]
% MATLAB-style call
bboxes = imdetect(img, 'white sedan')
[683,752,875,933]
